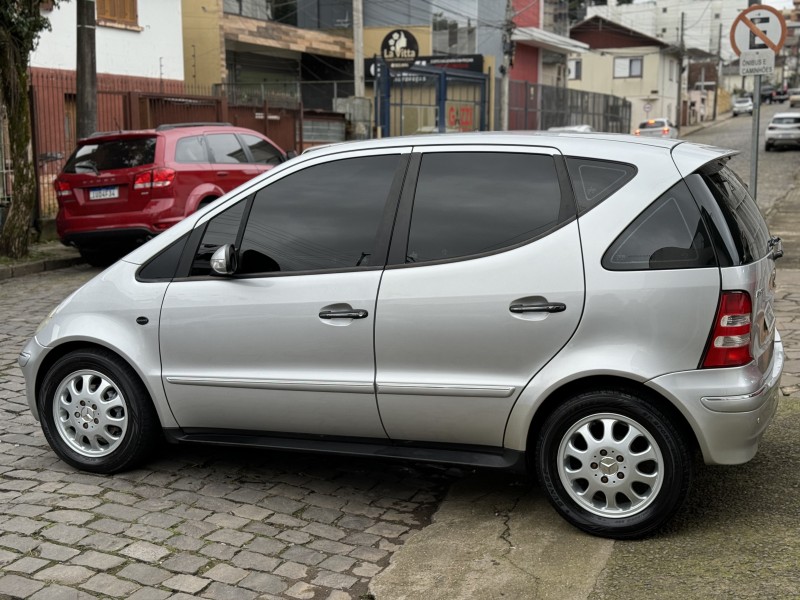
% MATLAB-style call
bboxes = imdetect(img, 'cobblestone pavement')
[0,265,464,599]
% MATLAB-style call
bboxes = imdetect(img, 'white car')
[765,112,800,151]
[788,89,800,109]
[732,97,754,116]
[634,118,678,138]
[547,124,595,133]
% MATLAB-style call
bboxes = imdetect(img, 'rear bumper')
[61,228,157,249]
[57,204,186,248]
[646,332,783,465]
[766,135,800,146]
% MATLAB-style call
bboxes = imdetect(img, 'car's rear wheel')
[765,142,773,152]
[534,389,692,539]
[39,348,160,473]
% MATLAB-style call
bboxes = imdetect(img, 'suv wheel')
[38,349,160,473]
[534,389,692,539]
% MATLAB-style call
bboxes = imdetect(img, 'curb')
[0,255,84,281]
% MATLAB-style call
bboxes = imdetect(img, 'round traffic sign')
[644,103,652,113]
[730,4,787,57]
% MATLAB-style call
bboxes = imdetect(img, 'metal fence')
[501,79,631,134]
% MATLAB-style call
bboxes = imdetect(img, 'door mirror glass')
[210,244,238,275]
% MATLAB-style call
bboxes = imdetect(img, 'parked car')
[55,123,288,266]
[764,112,800,151]
[788,88,800,108]
[547,124,595,133]
[21,132,784,539]
[761,85,788,104]
[732,96,754,116]
[633,118,678,138]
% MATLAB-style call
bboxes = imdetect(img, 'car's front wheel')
[534,389,692,539]
[38,348,160,473]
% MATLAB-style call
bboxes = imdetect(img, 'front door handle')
[509,302,566,314]
[319,309,369,320]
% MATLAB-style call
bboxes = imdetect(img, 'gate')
[374,61,488,137]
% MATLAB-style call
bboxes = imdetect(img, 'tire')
[197,197,218,212]
[38,348,160,474]
[78,247,118,268]
[765,143,772,152]
[533,389,692,539]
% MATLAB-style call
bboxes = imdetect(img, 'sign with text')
[740,49,775,76]
[730,4,787,57]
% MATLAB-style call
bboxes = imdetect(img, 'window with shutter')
[97,0,138,27]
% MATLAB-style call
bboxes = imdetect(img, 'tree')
[0,1,60,258]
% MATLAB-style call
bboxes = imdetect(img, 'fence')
[501,79,631,134]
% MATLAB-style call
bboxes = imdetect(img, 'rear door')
[374,146,585,448]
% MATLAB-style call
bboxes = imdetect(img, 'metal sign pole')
[751,74,761,199]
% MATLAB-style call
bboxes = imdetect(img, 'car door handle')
[216,171,229,177]
[509,302,566,314]
[319,309,369,319]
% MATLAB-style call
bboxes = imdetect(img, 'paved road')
[0,267,463,599]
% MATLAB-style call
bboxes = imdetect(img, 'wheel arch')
[524,375,699,459]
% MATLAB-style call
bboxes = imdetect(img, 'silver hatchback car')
[19,133,784,539]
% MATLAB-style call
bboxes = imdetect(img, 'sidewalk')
[680,110,734,137]
[0,240,82,281]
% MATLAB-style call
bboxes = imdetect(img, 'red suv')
[55,123,288,266]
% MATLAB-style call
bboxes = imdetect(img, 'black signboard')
[380,29,420,70]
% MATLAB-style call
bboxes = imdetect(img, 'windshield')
[734,98,751,104]
[64,137,157,173]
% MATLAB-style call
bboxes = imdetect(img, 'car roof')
[78,124,259,144]
[772,112,800,119]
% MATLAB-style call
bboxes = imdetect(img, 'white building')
[587,0,747,61]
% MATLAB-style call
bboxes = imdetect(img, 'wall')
[31,0,184,80]
[182,0,224,87]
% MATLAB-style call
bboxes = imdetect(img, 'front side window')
[206,134,248,164]
[191,201,248,276]
[241,134,284,166]
[237,155,400,274]
[405,152,569,264]
[603,180,716,271]
[614,57,643,78]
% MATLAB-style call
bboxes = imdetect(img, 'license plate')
[89,186,119,200]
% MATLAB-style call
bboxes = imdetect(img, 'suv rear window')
[639,120,667,129]
[64,137,157,173]
[770,116,800,125]
[685,162,770,266]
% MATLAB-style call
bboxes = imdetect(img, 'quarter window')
[566,157,636,214]
[237,155,400,274]
[405,152,569,264]
[175,136,208,163]
[603,180,716,271]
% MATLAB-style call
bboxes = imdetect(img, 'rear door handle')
[216,171,229,177]
[319,309,369,319]
[509,302,566,314]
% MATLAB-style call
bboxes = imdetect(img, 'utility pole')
[713,22,722,120]
[749,0,760,200]
[353,0,364,97]
[500,0,514,131]
[76,0,97,139]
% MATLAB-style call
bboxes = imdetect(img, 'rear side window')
[175,136,208,163]
[64,137,156,173]
[406,152,570,264]
[686,163,770,266]
[566,157,636,214]
[603,180,716,271]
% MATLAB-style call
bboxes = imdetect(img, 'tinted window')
[237,155,399,274]
[206,134,248,164]
[241,134,283,166]
[138,233,189,281]
[603,180,716,271]
[175,136,208,163]
[191,200,247,276]
[64,137,156,173]
[771,116,800,125]
[639,120,668,129]
[566,157,636,214]
[406,152,568,263]
[688,163,770,265]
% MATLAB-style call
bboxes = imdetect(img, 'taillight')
[54,180,73,198]
[702,291,753,368]
[634,129,641,135]
[662,128,670,135]
[134,168,175,190]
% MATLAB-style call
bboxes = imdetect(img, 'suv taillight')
[54,180,73,199]
[702,291,753,368]
[662,128,670,135]
[134,168,175,190]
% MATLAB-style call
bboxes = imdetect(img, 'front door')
[159,151,409,437]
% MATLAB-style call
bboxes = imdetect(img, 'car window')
[191,201,247,276]
[63,137,156,173]
[638,120,666,129]
[566,157,636,215]
[174,136,208,163]
[240,134,284,166]
[603,179,716,271]
[236,155,400,274]
[405,152,569,264]
[206,133,248,164]
[687,163,770,265]
[770,116,800,125]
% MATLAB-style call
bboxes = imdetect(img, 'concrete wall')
[182,0,224,87]
[32,0,184,80]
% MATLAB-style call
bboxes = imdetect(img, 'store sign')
[381,29,419,70]
[366,54,484,78]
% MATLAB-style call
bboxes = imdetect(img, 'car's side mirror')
[210,244,238,275]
